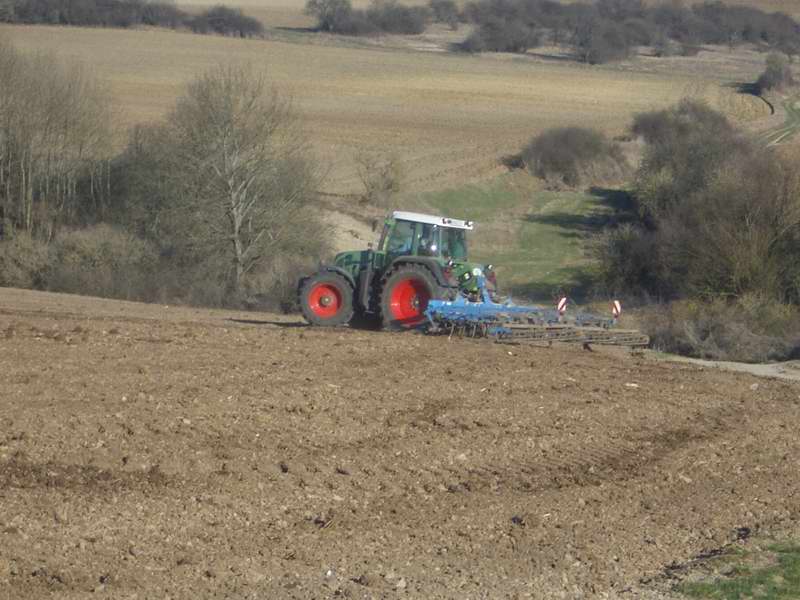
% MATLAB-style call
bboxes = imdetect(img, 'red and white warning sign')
[611,300,622,319]
[557,297,568,315]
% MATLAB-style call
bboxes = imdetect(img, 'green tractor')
[298,211,496,330]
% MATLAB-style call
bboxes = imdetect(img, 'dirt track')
[1,288,799,599]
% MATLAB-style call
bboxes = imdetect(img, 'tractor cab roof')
[391,211,474,230]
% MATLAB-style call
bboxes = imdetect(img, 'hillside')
[0,23,772,196]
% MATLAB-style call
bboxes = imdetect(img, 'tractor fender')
[320,266,356,289]
[387,257,453,288]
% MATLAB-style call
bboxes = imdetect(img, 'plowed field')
[1,288,799,599]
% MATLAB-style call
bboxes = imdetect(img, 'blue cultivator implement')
[424,275,649,347]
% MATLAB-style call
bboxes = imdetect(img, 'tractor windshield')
[440,227,468,261]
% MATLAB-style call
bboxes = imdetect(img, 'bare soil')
[1,288,799,599]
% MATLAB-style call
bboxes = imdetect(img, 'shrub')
[0,233,50,289]
[366,0,429,34]
[141,1,185,28]
[631,99,733,146]
[756,52,795,94]
[305,0,353,32]
[462,18,539,53]
[189,6,264,37]
[355,151,403,207]
[243,237,329,312]
[306,0,428,35]
[631,99,746,220]
[521,127,628,187]
[622,17,656,46]
[46,225,158,300]
[652,32,679,57]
[642,297,800,363]
[573,18,632,64]
[597,102,800,306]
[592,223,665,298]
[429,0,459,28]
[666,152,800,302]
[335,9,380,35]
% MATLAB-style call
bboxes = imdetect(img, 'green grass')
[678,545,800,600]
[420,174,524,223]
[421,173,623,301]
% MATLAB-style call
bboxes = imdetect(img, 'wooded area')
[0,0,263,37]
[0,41,325,307]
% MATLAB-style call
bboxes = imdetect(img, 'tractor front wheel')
[380,264,441,330]
[299,272,354,326]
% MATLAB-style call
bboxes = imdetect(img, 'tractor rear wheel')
[380,264,442,330]
[299,272,354,327]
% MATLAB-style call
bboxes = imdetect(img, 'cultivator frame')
[424,275,649,347]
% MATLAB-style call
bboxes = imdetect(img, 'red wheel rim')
[308,283,342,319]
[389,277,431,326]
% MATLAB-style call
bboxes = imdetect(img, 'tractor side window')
[417,223,439,257]
[441,228,467,260]
[386,220,415,255]
[377,223,390,252]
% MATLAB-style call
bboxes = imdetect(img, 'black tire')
[298,272,354,327]
[380,264,443,331]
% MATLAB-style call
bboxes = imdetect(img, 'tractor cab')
[299,210,493,330]
[379,211,471,262]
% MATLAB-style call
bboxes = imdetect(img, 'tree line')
[0,0,264,37]
[0,39,326,308]
[306,0,800,64]
[461,0,800,61]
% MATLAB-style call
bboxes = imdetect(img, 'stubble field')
[0,23,771,195]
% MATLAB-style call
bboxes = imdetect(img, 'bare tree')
[0,39,111,239]
[165,64,320,297]
[354,150,402,207]
[305,0,352,31]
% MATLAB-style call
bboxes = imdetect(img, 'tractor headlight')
[472,267,483,277]
[461,272,472,281]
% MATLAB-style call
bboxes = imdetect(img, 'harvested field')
[1,287,799,598]
[721,0,800,18]
[0,24,770,194]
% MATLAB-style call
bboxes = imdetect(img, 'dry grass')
[0,23,771,194]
